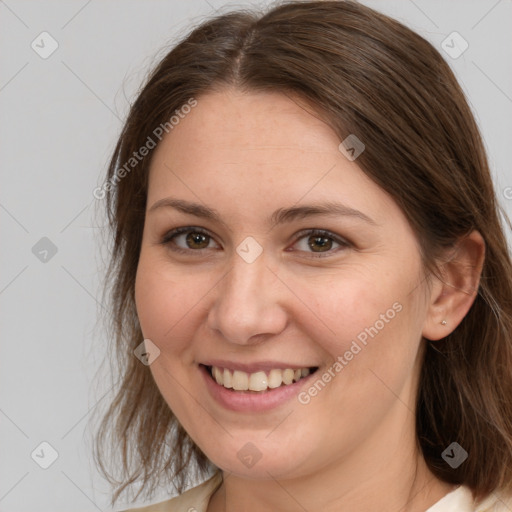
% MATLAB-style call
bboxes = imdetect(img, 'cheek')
[134,253,194,352]
[134,250,226,369]
[288,266,409,355]
[134,254,204,421]
[293,263,425,400]
[291,274,424,454]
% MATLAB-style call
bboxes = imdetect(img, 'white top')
[121,472,512,512]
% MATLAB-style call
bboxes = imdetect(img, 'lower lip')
[199,364,317,412]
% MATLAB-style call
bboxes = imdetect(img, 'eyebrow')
[148,197,377,226]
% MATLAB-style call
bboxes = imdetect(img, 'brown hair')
[92,0,512,506]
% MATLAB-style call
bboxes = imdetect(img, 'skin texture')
[134,88,485,512]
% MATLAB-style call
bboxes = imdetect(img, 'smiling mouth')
[202,364,319,392]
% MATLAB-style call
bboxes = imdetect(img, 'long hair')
[92,1,512,506]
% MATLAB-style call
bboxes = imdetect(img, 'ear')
[422,230,485,341]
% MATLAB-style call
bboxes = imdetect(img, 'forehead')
[146,88,403,230]
[153,89,340,162]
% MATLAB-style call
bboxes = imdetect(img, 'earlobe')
[422,230,485,341]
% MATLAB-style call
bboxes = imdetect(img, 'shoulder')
[425,485,512,512]
[119,471,223,512]
[475,488,512,511]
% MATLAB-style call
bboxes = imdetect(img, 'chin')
[200,436,318,480]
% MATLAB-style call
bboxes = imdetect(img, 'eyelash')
[159,226,351,258]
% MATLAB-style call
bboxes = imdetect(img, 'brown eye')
[160,227,220,254]
[307,234,333,253]
[291,229,351,258]
[185,231,210,249]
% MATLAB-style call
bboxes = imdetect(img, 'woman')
[93,1,512,511]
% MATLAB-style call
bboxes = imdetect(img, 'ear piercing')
[441,320,447,325]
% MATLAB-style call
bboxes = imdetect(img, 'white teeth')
[209,365,314,392]
[223,368,233,388]
[213,366,223,385]
[282,368,294,385]
[232,370,249,391]
[248,371,268,392]
[268,369,283,389]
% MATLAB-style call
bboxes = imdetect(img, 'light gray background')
[1,1,511,511]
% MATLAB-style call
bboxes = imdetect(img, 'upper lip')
[200,360,319,374]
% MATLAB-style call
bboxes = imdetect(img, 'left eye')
[290,229,350,258]
[160,227,350,258]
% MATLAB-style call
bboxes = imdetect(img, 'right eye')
[160,226,221,254]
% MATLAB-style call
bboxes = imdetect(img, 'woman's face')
[135,88,434,480]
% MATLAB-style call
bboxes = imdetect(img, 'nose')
[207,250,288,346]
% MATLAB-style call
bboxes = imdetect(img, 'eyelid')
[289,228,351,258]
[159,226,219,252]
[159,226,351,257]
